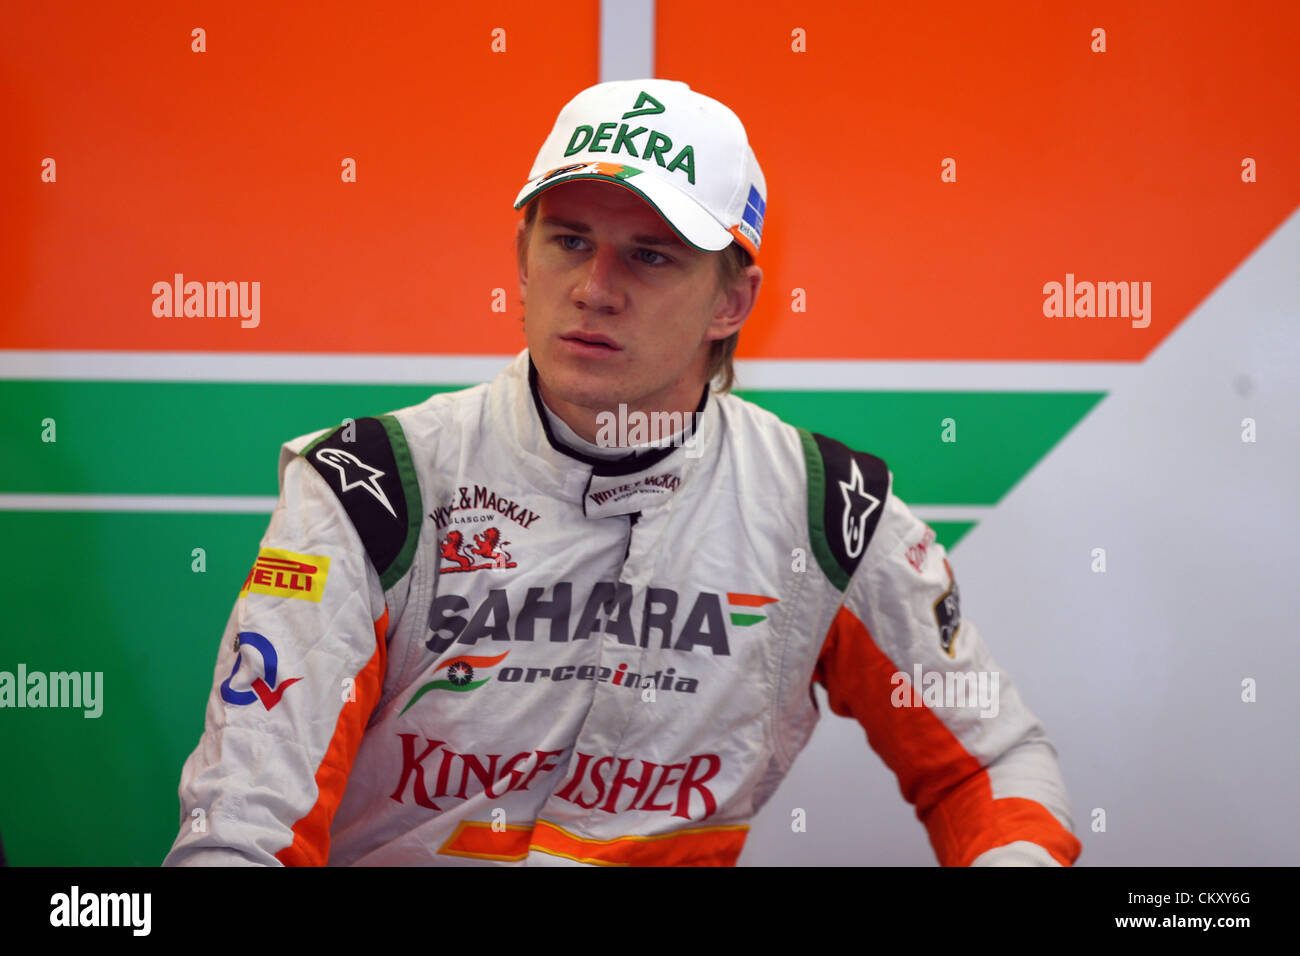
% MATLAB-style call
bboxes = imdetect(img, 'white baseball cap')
[512,78,768,259]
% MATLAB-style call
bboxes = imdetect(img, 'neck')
[537,375,708,447]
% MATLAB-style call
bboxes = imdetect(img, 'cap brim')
[512,170,734,253]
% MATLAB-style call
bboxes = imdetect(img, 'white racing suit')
[163,350,1082,866]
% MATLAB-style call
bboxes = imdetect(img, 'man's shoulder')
[272,382,491,588]
[715,389,892,478]
[282,382,490,458]
[717,390,896,591]
[797,428,894,591]
[712,387,791,433]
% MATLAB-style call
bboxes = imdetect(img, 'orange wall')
[658,1,1300,360]
[3,1,1297,360]
[1,1,597,354]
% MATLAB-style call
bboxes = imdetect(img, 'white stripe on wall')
[909,506,995,523]
[0,492,990,520]
[600,0,655,82]
[0,351,508,384]
[733,360,1133,391]
[0,494,280,513]
[0,351,1133,391]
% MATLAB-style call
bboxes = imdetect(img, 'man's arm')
[163,435,393,866]
[800,430,1081,866]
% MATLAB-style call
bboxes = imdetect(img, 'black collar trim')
[527,356,708,478]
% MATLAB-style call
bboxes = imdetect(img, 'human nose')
[571,242,625,313]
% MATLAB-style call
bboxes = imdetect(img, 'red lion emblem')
[469,527,512,567]
[439,526,517,573]
[439,530,472,570]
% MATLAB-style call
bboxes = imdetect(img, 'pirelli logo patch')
[240,548,331,603]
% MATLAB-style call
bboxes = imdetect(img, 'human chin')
[545,364,630,414]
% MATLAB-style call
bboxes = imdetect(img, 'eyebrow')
[540,215,683,248]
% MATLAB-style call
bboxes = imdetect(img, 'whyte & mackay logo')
[586,470,683,511]
[430,483,542,532]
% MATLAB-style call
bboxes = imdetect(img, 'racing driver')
[163,78,1083,867]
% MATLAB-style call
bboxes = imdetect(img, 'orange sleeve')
[815,603,1082,867]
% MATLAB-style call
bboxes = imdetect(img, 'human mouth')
[561,332,622,355]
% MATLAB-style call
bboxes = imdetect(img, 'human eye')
[635,248,672,266]
[555,234,588,252]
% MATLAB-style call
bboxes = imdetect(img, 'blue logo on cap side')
[742,185,766,240]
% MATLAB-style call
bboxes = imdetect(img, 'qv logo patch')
[220,631,302,710]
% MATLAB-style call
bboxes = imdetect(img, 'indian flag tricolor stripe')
[727,592,779,627]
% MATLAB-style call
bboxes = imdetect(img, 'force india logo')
[399,652,510,715]
[427,584,779,656]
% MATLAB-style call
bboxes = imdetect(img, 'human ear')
[709,264,762,340]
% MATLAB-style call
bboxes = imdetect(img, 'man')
[163,79,1081,866]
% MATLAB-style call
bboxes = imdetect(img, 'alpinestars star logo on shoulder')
[315,447,398,517]
[839,459,881,558]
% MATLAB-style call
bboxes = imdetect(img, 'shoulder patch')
[302,415,422,590]
[797,429,890,591]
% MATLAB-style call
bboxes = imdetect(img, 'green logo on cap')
[622,91,666,119]
[560,90,694,183]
